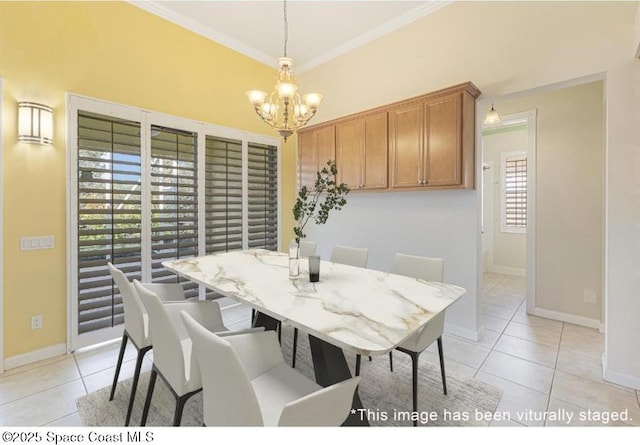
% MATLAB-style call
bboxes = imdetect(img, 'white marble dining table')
[163,248,466,426]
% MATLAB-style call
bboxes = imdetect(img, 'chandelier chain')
[283,0,288,57]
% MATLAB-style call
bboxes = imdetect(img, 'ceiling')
[130,1,451,72]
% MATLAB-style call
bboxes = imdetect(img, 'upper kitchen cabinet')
[297,125,336,190]
[389,83,479,190]
[298,82,480,192]
[335,111,388,190]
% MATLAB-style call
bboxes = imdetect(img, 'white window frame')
[500,150,527,234]
[66,93,280,351]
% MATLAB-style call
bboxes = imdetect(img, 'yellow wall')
[0,1,297,358]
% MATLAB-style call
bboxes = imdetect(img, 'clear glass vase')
[288,239,300,278]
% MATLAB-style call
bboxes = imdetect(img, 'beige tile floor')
[1,272,639,427]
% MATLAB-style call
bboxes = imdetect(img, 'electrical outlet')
[31,315,43,330]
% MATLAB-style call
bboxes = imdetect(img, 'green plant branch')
[293,159,350,244]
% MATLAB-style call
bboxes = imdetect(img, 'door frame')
[485,110,537,311]
[0,77,4,372]
[478,104,537,313]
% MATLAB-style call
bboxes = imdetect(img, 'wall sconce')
[18,102,53,145]
[483,103,502,125]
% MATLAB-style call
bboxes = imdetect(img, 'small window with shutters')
[501,151,527,234]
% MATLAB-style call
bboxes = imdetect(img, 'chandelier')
[246,1,323,141]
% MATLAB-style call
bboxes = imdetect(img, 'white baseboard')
[532,307,600,329]
[602,356,640,390]
[489,265,526,277]
[445,323,481,342]
[4,343,67,371]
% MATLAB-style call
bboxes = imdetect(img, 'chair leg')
[437,336,447,395]
[109,334,128,401]
[172,390,200,427]
[389,350,394,372]
[355,354,361,376]
[173,396,187,427]
[125,346,151,426]
[292,328,299,368]
[140,369,158,426]
[410,351,419,427]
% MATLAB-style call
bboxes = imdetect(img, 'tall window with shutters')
[247,143,279,250]
[150,126,199,298]
[205,136,243,254]
[69,96,280,349]
[501,151,527,234]
[76,111,142,334]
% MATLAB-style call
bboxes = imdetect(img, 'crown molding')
[297,1,453,72]
[128,0,276,67]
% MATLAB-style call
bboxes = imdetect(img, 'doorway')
[482,111,536,313]
[480,78,604,326]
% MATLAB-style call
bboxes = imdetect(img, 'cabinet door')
[336,119,363,189]
[425,94,462,186]
[298,130,317,190]
[362,112,388,189]
[389,103,423,188]
[298,127,336,190]
[316,126,336,176]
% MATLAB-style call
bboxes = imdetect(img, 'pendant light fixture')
[246,1,322,141]
[483,103,501,125]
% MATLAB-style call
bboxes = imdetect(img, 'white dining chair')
[390,253,447,426]
[291,244,370,369]
[298,240,317,257]
[181,311,361,426]
[133,280,260,426]
[107,262,186,426]
[330,245,369,267]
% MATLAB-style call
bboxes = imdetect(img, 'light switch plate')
[20,236,55,251]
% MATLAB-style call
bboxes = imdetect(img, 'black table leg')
[252,311,280,332]
[308,334,369,426]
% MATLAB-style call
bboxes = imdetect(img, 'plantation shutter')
[247,143,278,250]
[150,125,199,298]
[205,136,243,254]
[503,154,527,232]
[77,111,142,334]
